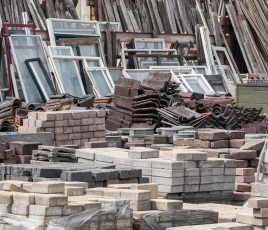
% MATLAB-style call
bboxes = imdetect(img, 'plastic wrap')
[47,198,131,230]
[0,213,43,230]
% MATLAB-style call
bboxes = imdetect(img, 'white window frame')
[133,38,165,49]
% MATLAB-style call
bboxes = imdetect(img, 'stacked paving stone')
[233,168,255,203]
[75,147,240,202]
[126,128,154,148]
[1,162,142,187]
[0,180,133,229]
[18,110,106,147]
[32,145,78,163]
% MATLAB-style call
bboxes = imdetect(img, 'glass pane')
[109,69,122,83]
[10,36,51,103]
[50,19,99,36]
[53,59,84,97]
[86,70,112,96]
[50,47,72,56]
[78,44,99,57]
[135,41,164,49]
[98,22,121,31]
[125,71,150,82]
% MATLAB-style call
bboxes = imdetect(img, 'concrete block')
[158,185,183,193]
[151,199,183,211]
[29,205,63,216]
[236,168,255,176]
[240,140,265,152]
[254,208,268,218]
[0,191,13,204]
[248,198,268,208]
[235,183,251,192]
[63,204,84,216]
[212,168,224,175]
[229,139,245,148]
[185,169,200,177]
[13,193,35,205]
[31,181,65,194]
[131,183,158,199]
[151,159,185,170]
[228,130,246,139]
[65,187,84,196]
[199,184,212,192]
[223,183,234,191]
[196,129,228,141]
[229,149,257,160]
[210,140,229,149]
[152,176,184,186]
[103,189,121,198]
[184,177,200,185]
[237,213,268,226]
[9,141,40,155]
[152,169,184,178]
[0,204,11,213]
[183,185,199,193]
[11,204,29,215]
[128,147,159,159]
[35,194,68,207]
[193,139,210,148]
[130,201,151,211]
[224,168,236,176]
[200,168,213,176]
[235,176,255,183]
[120,190,151,201]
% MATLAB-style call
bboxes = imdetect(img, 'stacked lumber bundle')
[18,110,106,147]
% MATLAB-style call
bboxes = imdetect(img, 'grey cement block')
[29,205,63,216]
[252,183,268,197]
[183,185,199,193]
[128,147,159,159]
[158,185,183,193]
[185,169,200,177]
[151,199,183,211]
[152,176,184,186]
[152,169,184,178]
[184,177,200,185]
[151,159,185,170]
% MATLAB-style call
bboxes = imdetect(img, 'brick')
[130,201,151,211]
[55,120,68,127]
[31,182,65,194]
[81,118,93,126]
[228,130,245,139]
[131,183,158,199]
[193,139,210,148]
[210,140,229,149]
[151,199,183,211]
[229,149,257,160]
[38,112,56,121]
[11,204,29,215]
[28,112,38,120]
[248,198,268,208]
[55,134,69,141]
[89,125,98,131]
[63,204,84,216]
[35,194,68,206]
[120,190,151,201]
[36,120,54,128]
[236,168,255,176]
[235,176,255,183]
[235,183,251,192]
[174,138,195,147]
[84,141,108,148]
[65,187,84,196]
[185,177,200,185]
[29,205,63,216]
[9,141,40,155]
[129,147,159,159]
[69,133,81,140]
[196,129,228,141]
[55,127,64,134]
[241,140,265,152]
[184,185,199,193]
[13,193,35,205]
[94,118,105,124]
[229,139,245,148]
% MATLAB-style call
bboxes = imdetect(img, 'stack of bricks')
[125,128,154,148]
[2,162,142,188]
[237,197,268,229]
[87,183,183,212]
[76,146,240,202]
[0,180,133,229]
[233,168,255,203]
[31,145,77,163]
[0,141,40,165]
[18,110,106,147]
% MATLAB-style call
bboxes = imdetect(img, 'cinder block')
[185,169,200,177]
[200,168,213,176]
[151,199,183,211]
[31,182,65,194]
[29,205,63,216]
[131,183,158,199]
[184,177,200,185]
[35,194,68,207]
[120,190,151,201]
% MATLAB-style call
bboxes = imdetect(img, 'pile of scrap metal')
[107,72,265,131]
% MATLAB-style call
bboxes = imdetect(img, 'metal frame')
[212,46,242,83]
[47,18,100,46]
[1,23,36,96]
[133,38,165,49]
[98,21,121,32]
[9,35,51,103]
[121,48,178,69]
[178,74,215,95]
[48,46,86,97]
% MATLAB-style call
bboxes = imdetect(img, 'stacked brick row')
[2,162,142,188]
[18,110,106,147]
[0,181,133,229]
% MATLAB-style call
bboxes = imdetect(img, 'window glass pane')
[10,36,51,103]
[78,44,99,57]
[135,41,164,49]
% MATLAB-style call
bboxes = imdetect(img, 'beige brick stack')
[0,180,133,230]
[18,110,106,147]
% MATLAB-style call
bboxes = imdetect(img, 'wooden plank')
[150,0,164,33]
[146,0,159,33]
[128,9,140,32]
[103,0,115,21]
[119,0,134,32]
[106,23,113,67]
[112,2,121,22]
[97,0,103,21]
[64,0,79,19]
[45,0,56,18]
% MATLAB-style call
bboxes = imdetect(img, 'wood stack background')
[1,0,268,74]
